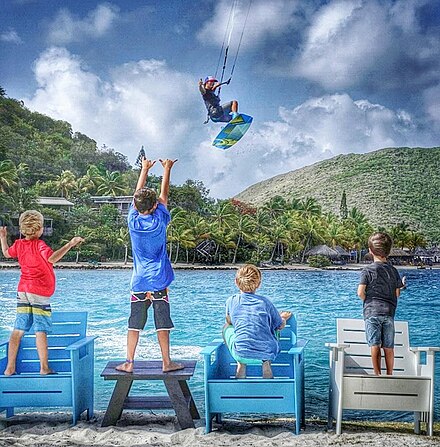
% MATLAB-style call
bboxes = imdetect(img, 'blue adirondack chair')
[0,311,96,424]
[201,315,307,434]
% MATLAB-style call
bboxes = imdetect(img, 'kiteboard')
[213,113,253,149]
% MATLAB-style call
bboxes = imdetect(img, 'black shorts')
[128,289,174,331]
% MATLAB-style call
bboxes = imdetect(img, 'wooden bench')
[326,318,440,435]
[0,311,96,425]
[201,315,307,434]
[100,360,200,429]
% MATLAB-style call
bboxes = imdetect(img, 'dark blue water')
[1,268,439,421]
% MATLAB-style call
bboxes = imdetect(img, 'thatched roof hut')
[306,245,339,258]
[413,246,430,257]
[389,248,412,257]
[334,246,351,258]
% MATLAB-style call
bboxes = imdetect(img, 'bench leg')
[101,379,133,427]
[164,379,195,429]
[179,380,200,419]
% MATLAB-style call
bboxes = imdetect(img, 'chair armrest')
[325,342,350,349]
[409,347,440,352]
[200,341,223,356]
[65,336,97,351]
[288,339,309,355]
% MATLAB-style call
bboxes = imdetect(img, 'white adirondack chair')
[326,318,439,435]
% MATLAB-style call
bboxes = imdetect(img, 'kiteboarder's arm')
[158,159,178,207]
[135,157,156,193]
[212,78,231,90]
[198,79,206,94]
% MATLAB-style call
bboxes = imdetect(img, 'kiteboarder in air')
[199,76,239,123]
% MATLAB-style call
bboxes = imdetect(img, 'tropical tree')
[230,214,255,264]
[55,170,77,198]
[116,227,130,264]
[96,170,128,196]
[0,160,18,192]
[346,207,373,262]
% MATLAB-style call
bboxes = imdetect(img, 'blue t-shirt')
[128,202,174,292]
[225,292,283,361]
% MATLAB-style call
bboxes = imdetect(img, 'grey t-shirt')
[359,261,403,318]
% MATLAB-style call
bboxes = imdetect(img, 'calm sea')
[1,268,439,422]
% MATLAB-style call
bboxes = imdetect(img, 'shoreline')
[1,412,439,446]
[0,261,438,271]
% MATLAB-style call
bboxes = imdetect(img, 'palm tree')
[346,207,373,262]
[262,196,287,220]
[116,227,130,264]
[96,170,127,196]
[298,197,322,217]
[0,160,18,192]
[298,215,326,262]
[55,170,77,198]
[230,214,255,264]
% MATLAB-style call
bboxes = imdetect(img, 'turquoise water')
[1,268,439,421]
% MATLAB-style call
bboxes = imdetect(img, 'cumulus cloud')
[1,28,23,44]
[23,48,436,199]
[197,0,302,51]
[47,3,119,44]
[24,47,203,182]
[293,0,440,91]
[194,93,436,198]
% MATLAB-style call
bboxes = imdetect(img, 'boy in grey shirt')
[357,232,404,375]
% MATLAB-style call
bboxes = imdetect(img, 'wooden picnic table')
[100,360,200,428]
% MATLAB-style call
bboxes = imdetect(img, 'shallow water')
[1,268,439,421]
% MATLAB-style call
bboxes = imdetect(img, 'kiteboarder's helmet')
[204,76,217,84]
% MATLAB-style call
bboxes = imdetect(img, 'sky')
[1,0,440,199]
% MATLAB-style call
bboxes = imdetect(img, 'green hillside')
[236,147,440,241]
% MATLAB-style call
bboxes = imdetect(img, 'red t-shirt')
[8,239,55,297]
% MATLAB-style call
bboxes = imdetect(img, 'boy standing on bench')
[0,211,83,375]
[223,264,291,379]
[116,155,183,373]
[357,232,404,375]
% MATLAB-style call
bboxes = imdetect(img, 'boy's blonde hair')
[235,264,262,293]
[368,232,393,258]
[19,210,44,238]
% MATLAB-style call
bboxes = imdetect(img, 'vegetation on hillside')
[0,88,431,264]
[236,147,440,243]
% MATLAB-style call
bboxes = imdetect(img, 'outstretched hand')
[141,157,156,171]
[69,237,85,248]
[0,226,7,239]
[159,159,178,169]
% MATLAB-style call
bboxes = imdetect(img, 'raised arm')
[0,227,11,258]
[158,159,178,206]
[48,237,84,264]
[135,157,156,193]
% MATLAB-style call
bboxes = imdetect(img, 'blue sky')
[1,0,440,198]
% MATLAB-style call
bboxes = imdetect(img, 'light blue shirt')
[226,292,283,361]
[128,202,174,292]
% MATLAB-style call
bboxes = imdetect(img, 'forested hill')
[0,92,131,185]
[236,147,440,241]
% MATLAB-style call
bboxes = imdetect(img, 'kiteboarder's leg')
[231,100,238,117]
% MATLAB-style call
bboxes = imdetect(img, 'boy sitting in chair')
[223,264,291,379]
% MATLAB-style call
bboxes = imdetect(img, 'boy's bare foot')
[115,361,134,373]
[235,362,246,379]
[163,361,184,372]
[262,360,273,379]
[40,368,57,375]
[3,367,16,376]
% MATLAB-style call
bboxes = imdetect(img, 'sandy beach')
[1,412,440,447]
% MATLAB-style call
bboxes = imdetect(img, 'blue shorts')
[364,316,395,348]
[14,292,52,334]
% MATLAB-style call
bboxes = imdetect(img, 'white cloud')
[194,93,436,198]
[23,48,436,200]
[24,47,204,183]
[1,28,23,44]
[197,0,301,51]
[293,0,440,91]
[47,3,119,44]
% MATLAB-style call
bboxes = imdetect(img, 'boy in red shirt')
[0,210,84,375]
